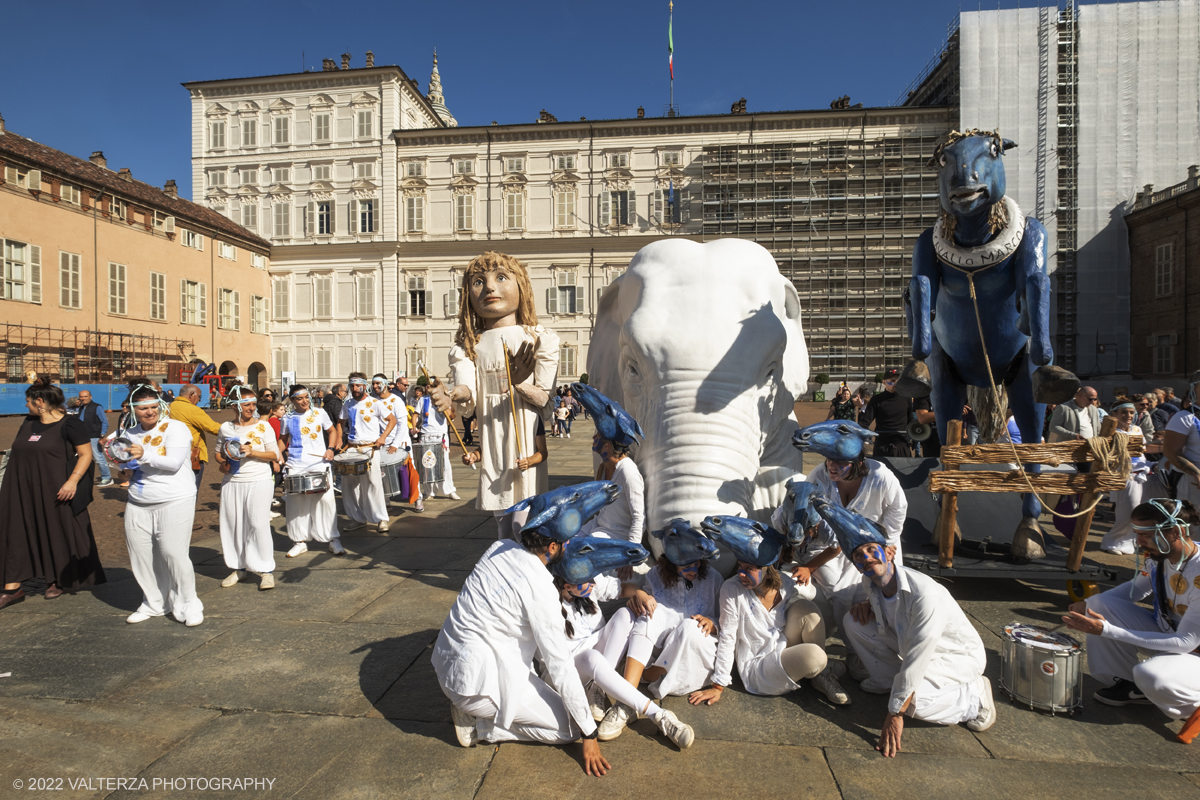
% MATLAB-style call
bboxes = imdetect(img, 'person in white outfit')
[415,389,459,501]
[688,518,849,709]
[1101,401,1153,555]
[1064,498,1200,720]
[1163,371,1200,523]
[426,252,559,540]
[371,374,420,512]
[214,387,282,590]
[551,536,695,750]
[280,384,343,558]
[837,509,995,758]
[338,373,397,532]
[432,525,610,775]
[113,384,204,626]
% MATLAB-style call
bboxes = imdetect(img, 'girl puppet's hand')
[507,339,538,385]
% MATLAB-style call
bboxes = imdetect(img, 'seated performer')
[782,420,908,680]
[830,502,995,757]
[281,384,344,557]
[574,382,645,549]
[433,523,612,775]
[553,536,696,749]
[595,519,723,740]
[338,372,397,533]
[427,252,560,540]
[688,516,849,708]
[1064,499,1200,721]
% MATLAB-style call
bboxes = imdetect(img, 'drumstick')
[503,344,527,462]
[420,361,476,471]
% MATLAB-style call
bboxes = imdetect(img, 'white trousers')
[285,467,340,544]
[495,508,530,541]
[1103,470,1153,551]
[341,447,388,524]
[219,479,276,573]
[575,648,660,719]
[124,497,203,620]
[624,608,718,698]
[843,613,982,725]
[418,434,456,498]
[1085,590,1200,719]
[445,675,575,744]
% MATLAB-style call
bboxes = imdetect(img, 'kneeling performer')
[824,500,995,757]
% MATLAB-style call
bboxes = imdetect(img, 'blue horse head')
[550,535,649,584]
[508,481,621,542]
[783,478,823,545]
[650,518,720,566]
[699,515,786,568]
[933,130,1017,230]
[811,496,888,559]
[572,382,643,447]
[791,420,878,462]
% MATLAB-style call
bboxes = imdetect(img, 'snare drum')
[284,469,330,495]
[332,450,372,476]
[380,460,403,497]
[999,622,1083,714]
[413,442,444,484]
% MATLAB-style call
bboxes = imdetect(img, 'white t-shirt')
[121,418,196,505]
[1078,404,1095,439]
[579,458,646,543]
[340,395,393,445]
[282,407,334,472]
[216,420,278,483]
[379,394,412,449]
[1167,410,1200,466]
[417,395,448,437]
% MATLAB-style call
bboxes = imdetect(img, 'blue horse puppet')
[903,129,1080,558]
[571,382,643,447]
[650,518,720,566]
[782,478,823,545]
[699,515,787,567]
[550,535,649,585]
[791,420,878,462]
[508,481,621,542]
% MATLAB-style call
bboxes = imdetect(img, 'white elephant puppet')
[588,239,810,575]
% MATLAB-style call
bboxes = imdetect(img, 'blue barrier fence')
[0,383,211,415]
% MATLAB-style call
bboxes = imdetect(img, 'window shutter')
[349,199,358,233]
[180,279,187,323]
[599,192,611,226]
[233,291,241,330]
[328,202,335,234]
[652,189,663,223]
[27,169,41,191]
[576,286,585,314]
[198,283,207,326]
[60,252,71,307]
[29,245,41,303]
[424,290,432,317]
[399,285,409,317]
[546,286,558,314]
[627,190,637,225]
[196,234,204,252]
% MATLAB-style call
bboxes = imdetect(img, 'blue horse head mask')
[791,420,878,462]
[508,481,622,542]
[783,478,823,545]
[812,497,888,559]
[572,382,643,448]
[650,518,720,566]
[550,536,649,584]
[699,515,786,568]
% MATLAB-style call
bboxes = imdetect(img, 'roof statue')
[427,50,457,128]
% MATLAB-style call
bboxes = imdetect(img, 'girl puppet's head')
[455,251,538,360]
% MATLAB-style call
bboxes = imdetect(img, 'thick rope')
[945,262,1131,520]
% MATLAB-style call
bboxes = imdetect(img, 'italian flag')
[668,12,674,79]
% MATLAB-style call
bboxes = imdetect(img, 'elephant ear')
[586,273,628,405]
[776,275,810,402]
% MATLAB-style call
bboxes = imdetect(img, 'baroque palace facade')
[191,53,951,384]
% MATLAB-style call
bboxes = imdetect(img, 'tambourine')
[104,435,135,464]
[221,438,245,461]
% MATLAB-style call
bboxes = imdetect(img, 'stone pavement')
[2,421,1200,799]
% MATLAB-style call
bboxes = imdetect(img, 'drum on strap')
[284,469,330,495]
[104,435,136,466]
[380,459,404,497]
[413,442,444,484]
[332,450,372,476]
[999,623,1083,714]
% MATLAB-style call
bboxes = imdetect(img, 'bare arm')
[1164,430,1200,484]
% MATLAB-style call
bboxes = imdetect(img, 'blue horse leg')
[928,339,968,448]
[1008,349,1047,518]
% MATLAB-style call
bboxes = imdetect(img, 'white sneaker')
[377,518,390,532]
[221,570,244,588]
[126,611,153,624]
[812,664,851,706]
[597,702,635,741]
[259,572,276,590]
[846,651,869,682]
[965,675,997,732]
[587,681,608,721]
[451,704,478,747]
[655,709,695,749]
[414,498,424,512]
[448,492,461,501]
[329,538,346,555]
[286,542,308,558]
[566,433,571,438]
[185,609,204,627]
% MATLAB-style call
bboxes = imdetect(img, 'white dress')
[216,420,279,574]
[282,408,339,544]
[450,325,560,511]
[712,574,805,696]
[637,566,723,697]
[579,458,645,543]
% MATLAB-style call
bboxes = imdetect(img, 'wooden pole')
[419,362,476,471]
[503,344,526,460]
[937,419,964,569]
[1066,416,1119,572]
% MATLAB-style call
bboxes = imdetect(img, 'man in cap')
[860,368,913,457]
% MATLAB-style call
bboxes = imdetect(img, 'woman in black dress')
[0,378,106,608]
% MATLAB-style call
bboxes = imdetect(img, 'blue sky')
[0,0,1083,200]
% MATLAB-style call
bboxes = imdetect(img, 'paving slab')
[1187,773,1200,788]
[106,711,359,800]
[366,536,492,572]
[107,621,438,716]
[476,738,839,800]
[3,570,145,617]
[196,567,409,622]
[348,570,468,627]
[296,719,497,800]
[372,649,450,723]
[0,614,242,701]
[0,611,60,636]
[374,512,495,539]
[0,697,220,800]
[824,748,1200,800]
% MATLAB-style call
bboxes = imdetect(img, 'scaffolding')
[1054,2,1079,371]
[1,324,195,384]
[701,128,945,380]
